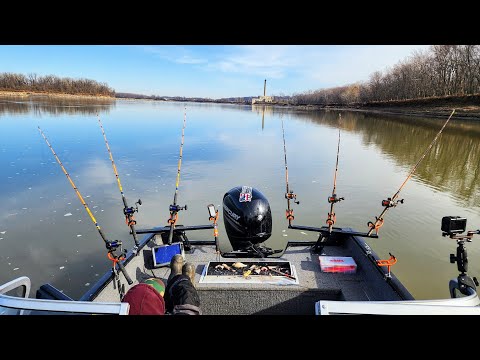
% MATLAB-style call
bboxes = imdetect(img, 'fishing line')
[326,115,344,233]
[97,114,141,251]
[281,117,299,227]
[167,107,188,245]
[38,126,133,291]
[367,109,456,236]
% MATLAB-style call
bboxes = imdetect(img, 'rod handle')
[117,260,133,285]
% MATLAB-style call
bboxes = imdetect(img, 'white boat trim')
[0,277,129,315]
[316,289,480,315]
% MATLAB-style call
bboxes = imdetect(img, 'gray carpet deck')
[94,234,403,314]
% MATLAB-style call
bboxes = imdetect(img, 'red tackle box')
[319,256,357,274]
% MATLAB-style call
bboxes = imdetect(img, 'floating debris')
[22,208,27,210]
[59,266,65,270]
[0,231,6,234]
[77,234,82,237]
[64,213,73,217]
[282,229,286,232]
[300,231,307,235]
[92,205,98,209]
[85,283,90,286]
[0,238,3,240]
[13,268,19,271]
[283,234,288,237]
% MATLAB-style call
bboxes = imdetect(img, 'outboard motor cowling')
[223,186,272,251]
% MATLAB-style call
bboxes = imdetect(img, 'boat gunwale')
[77,226,414,303]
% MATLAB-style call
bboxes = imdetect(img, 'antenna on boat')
[38,126,133,298]
[281,117,299,227]
[167,107,188,247]
[96,114,142,253]
[366,109,456,236]
[326,114,344,233]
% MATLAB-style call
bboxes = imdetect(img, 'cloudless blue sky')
[0,45,430,99]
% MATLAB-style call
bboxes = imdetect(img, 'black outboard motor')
[222,186,280,257]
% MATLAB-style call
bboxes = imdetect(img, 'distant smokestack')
[264,79,266,97]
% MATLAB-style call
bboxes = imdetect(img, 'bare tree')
[292,45,480,106]
[0,72,115,97]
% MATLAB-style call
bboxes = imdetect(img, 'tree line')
[0,72,115,97]
[292,45,480,106]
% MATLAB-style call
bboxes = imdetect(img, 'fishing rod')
[366,109,456,236]
[326,120,345,233]
[281,117,299,227]
[97,114,142,251]
[208,204,220,261]
[167,107,188,245]
[37,126,133,295]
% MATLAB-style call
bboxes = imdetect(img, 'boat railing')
[316,286,480,315]
[0,277,129,315]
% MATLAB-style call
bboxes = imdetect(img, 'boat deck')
[92,231,409,315]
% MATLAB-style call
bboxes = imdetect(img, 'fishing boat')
[2,198,479,315]
[1,109,479,315]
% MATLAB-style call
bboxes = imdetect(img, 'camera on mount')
[441,216,467,237]
[441,216,480,297]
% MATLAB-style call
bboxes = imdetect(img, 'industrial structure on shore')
[252,79,274,104]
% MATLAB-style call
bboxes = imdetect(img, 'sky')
[0,45,430,99]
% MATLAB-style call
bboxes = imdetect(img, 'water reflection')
[0,95,115,117]
[270,109,480,209]
[2,100,480,300]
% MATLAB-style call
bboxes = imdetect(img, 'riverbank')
[330,105,480,121]
[0,90,115,100]
[290,94,480,121]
